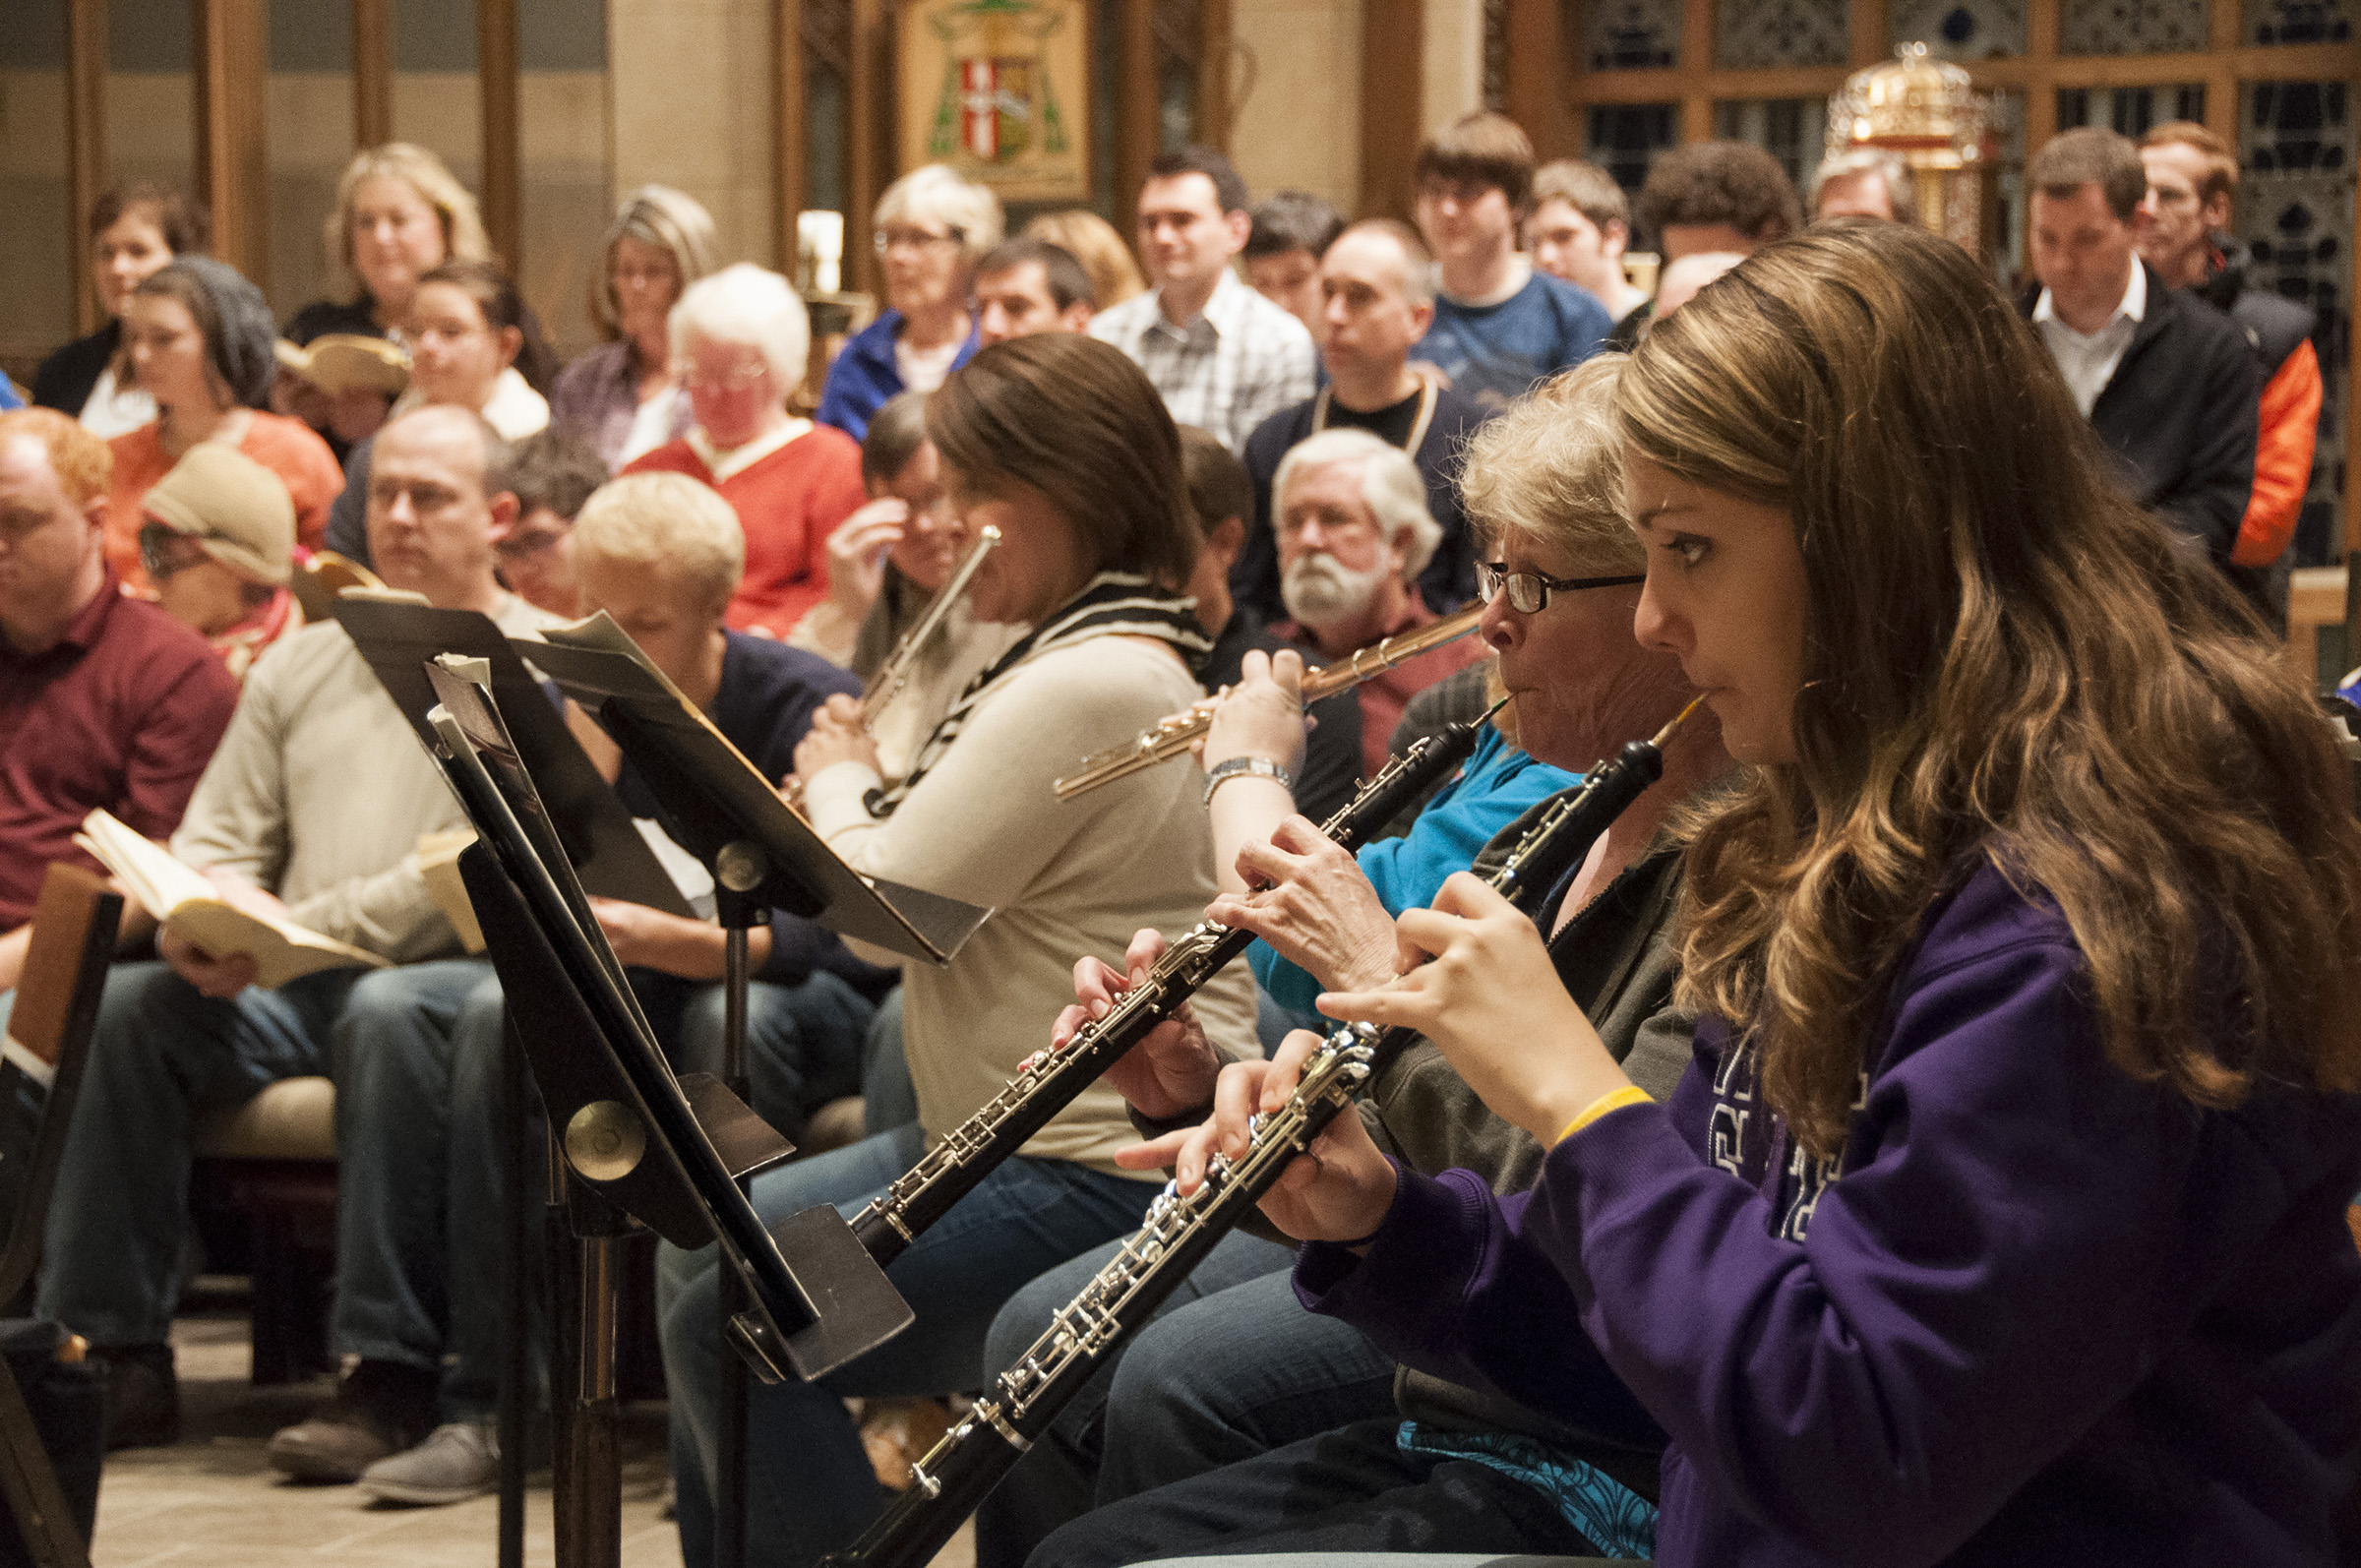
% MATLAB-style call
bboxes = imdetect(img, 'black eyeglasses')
[139,523,215,580]
[1476,560,1645,614]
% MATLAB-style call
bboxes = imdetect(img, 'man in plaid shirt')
[1090,147,1316,452]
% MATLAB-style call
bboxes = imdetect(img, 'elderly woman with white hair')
[814,164,1004,441]
[622,263,867,637]
[550,185,722,468]
[1271,426,1486,773]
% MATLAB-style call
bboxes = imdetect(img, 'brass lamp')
[1826,42,1994,253]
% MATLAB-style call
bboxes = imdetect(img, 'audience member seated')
[1810,147,1917,224]
[325,260,559,565]
[488,429,609,618]
[973,239,1097,346]
[1090,147,1316,452]
[0,409,236,995]
[816,165,1002,442]
[1636,140,1802,262]
[279,144,492,452]
[978,360,1706,1568]
[1024,209,1146,312]
[1651,250,1744,319]
[1034,218,2361,1568]
[138,444,304,682]
[36,405,547,1452]
[1410,113,1612,413]
[624,265,867,637]
[788,392,1021,776]
[550,184,720,469]
[265,467,878,1504]
[1268,428,1485,775]
[105,259,342,592]
[2141,119,2319,629]
[1528,158,1652,345]
[2022,131,2261,607]
[1241,190,1346,339]
[1178,425,1362,823]
[657,335,1262,1568]
[32,184,208,438]
[1240,220,1485,619]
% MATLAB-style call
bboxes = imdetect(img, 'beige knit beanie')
[141,444,297,585]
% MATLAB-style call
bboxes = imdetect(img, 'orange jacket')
[2229,334,2322,569]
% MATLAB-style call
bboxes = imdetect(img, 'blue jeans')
[657,1123,1160,1568]
[37,962,364,1347]
[974,1234,1394,1568]
[332,960,873,1418]
[859,987,917,1137]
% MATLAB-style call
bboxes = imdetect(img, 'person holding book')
[0,408,237,995]
[655,334,1263,1568]
[266,466,892,1504]
[36,404,554,1451]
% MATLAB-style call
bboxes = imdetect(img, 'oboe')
[862,524,999,732]
[847,699,1505,1265]
[1051,603,1485,801]
[821,696,1703,1568]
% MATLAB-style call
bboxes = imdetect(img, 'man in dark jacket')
[2020,128,2262,592]
[2139,120,2321,628]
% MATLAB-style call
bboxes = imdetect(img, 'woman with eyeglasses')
[622,264,867,637]
[550,185,722,470]
[318,259,555,566]
[104,259,343,594]
[137,444,304,682]
[814,165,1004,443]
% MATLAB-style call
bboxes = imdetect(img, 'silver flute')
[861,524,999,732]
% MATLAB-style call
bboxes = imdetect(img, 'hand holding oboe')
[1051,929,1224,1121]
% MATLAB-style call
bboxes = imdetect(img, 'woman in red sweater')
[622,264,866,637]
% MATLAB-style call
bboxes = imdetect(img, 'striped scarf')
[865,573,1211,818]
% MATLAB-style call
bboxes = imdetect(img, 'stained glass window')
[1715,98,1832,191]
[2246,0,2353,43]
[2055,83,2207,135]
[1888,0,2028,58]
[2241,80,2353,563]
[1716,0,1850,68]
[1583,0,1683,70]
[1587,103,1680,211]
[2058,0,2212,54]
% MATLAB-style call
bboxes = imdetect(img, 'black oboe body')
[821,712,1693,1568]
[845,713,1497,1266]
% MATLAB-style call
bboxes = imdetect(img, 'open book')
[272,333,410,397]
[73,811,390,988]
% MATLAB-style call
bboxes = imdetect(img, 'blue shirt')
[0,376,22,410]
[814,311,981,444]
[1249,726,1579,1012]
[1417,271,1613,415]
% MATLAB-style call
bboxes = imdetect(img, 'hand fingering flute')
[848,701,1504,1267]
[1051,602,1486,801]
[821,696,1704,1568]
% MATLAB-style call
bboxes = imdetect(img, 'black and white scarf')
[864,573,1211,817]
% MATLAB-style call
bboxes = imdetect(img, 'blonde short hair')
[326,145,491,292]
[1460,357,1638,575]
[1024,210,1145,308]
[572,471,746,612]
[876,165,1004,272]
[1272,428,1441,584]
[668,264,811,396]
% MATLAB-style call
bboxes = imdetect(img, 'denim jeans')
[36,962,364,1348]
[657,1123,1160,1568]
[331,960,874,1419]
[974,1234,1395,1568]
[859,987,917,1137]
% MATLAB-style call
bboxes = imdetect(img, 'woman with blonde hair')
[1025,209,1146,310]
[280,144,494,450]
[1045,218,2361,1566]
[550,184,722,468]
[815,164,1003,441]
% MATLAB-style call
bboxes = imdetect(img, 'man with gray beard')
[1270,427,1485,772]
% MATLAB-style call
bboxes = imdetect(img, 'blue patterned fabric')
[1396,1419,1658,1562]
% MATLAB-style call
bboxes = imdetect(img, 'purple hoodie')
[1299,857,2361,1566]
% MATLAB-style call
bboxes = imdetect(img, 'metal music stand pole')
[713,840,768,1568]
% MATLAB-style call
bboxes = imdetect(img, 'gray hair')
[667,263,811,396]
[875,164,1005,273]
[1460,356,1639,574]
[572,470,746,612]
[1272,428,1441,584]
[1336,218,1440,307]
[1809,149,1919,225]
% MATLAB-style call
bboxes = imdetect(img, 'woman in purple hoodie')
[1052,218,2361,1568]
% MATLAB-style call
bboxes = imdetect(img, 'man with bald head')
[38,404,557,1450]
[1236,220,1485,625]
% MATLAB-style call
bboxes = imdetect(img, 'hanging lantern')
[1827,42,1995,254]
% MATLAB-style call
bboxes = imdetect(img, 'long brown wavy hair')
[1619,218,2361,1159]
